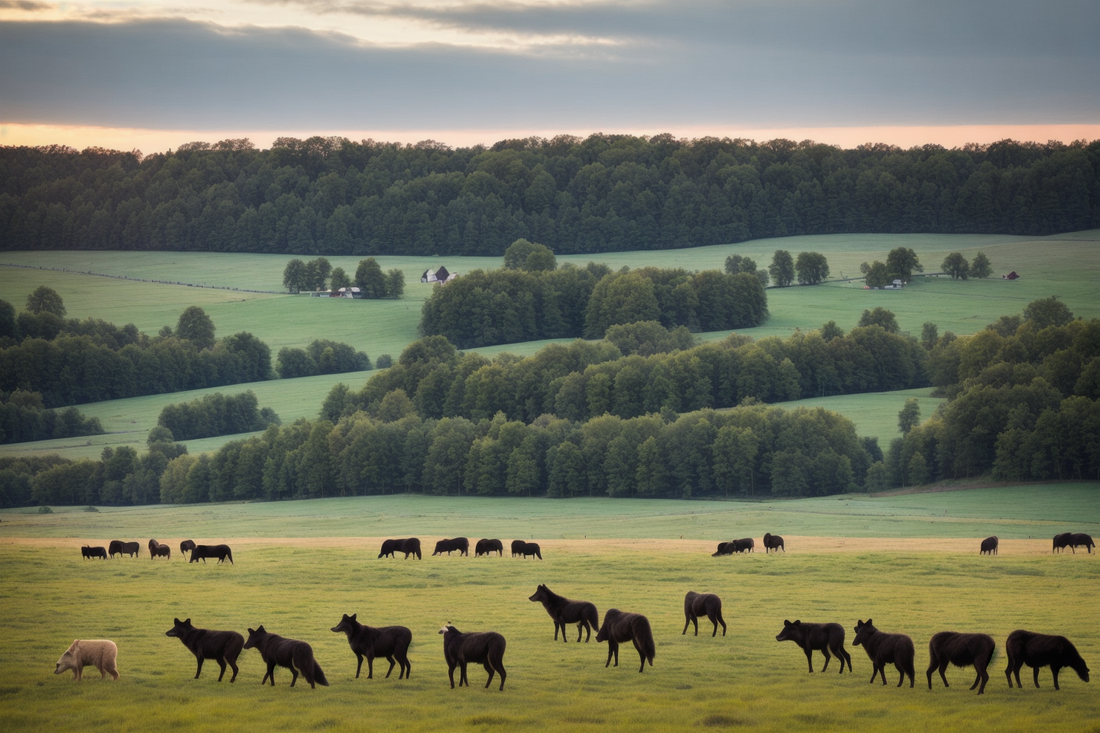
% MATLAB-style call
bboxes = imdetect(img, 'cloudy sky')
[1,0,1098,152]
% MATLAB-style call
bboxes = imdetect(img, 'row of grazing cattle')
[79,539,233,563]
[377,537,543,560]
[980,533,1094,555]
[713,533,785,555]
[775,619,1091,694]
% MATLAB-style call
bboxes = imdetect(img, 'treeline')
[276,340,372,379]
[157,391,280,441]
[420,265,768,348]
[889,300,1100,485]
[2,136,1097,256]
[0,389,103,444]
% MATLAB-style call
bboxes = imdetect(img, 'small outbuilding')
[1002,271,1019,280]
[421,266,456,284]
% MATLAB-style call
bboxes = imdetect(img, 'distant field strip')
[1,261,282,293]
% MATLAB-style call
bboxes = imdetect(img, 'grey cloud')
[0,0,53,9]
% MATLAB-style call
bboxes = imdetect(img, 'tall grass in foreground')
[1,539,1096,733]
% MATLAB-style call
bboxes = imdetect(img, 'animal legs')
[194,657,205,679]
[633,639,648,673]
[820,648,832,673]
[366,656,374,679]
[384,656,397,678]
[605,642,619,668]
[683,615,698,636]
[215,658,228,681]
[1050,665,1061,691]
[804,649,816,673]
[355,653,364,679]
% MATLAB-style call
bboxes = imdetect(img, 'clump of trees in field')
[0,389,103,444]
[941,251,993,280]
[277,340,371,378]
[3,136,1096,257]
[157,391,280,441]
[283,257,405,297]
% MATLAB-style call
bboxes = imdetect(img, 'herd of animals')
[59,531,1094,694]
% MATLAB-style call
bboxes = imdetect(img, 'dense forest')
[2,135,1098,256]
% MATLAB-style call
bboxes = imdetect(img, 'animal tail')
[314,661,329,686]
[639,617,656,665]
[587,605,600,630]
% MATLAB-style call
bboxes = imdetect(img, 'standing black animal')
[980,536,999,555]
[475,538,503,556]
[510,539,526,557]
[762,533,785,553]
[1005,629,1090,690]
[378,538,421,559]
[148,539,171,559]
[682,592,726,637]
[243,625,328,688]
[1053,532,1073,553]
[926,631,996,694]
[529,584,599,642]
[596,609,655,673]
[1068,533,1095,554]
[853,619,915,687]
[432,537,469,556]
[512,541,542,559]
[712,541,734,556]
[81,546,107,560]
[180,539,196,558]
[438,624,507,690]
[165,617,245,682]
[108,540,140,558]
[775,620,852,673]
[330,613,412,679]
[189,544,233,564]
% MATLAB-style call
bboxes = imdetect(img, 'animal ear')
[794,620,801,626]
[866,618,872,625]
[248,628,255,634]
[784,619,791,626]
[184,618,190,624]
[175,618,182,624]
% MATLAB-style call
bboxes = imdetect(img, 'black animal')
[475,538,503,557]
[1053,532,1073,553]
[511,539,526,557]
[81,545,107,560]
[775,620,852,673]
[1005,629,1090,690]
[596,609,655,673]
[438,624,507,690]
[979,536,998,555]
[378,538,421,559]
[529,584,599,643]
[433,537,469,556]
[165,617,245,682]
[108,540,140,558]
[733,537,754,553]
[189,544,233,564]
[148,539,171,559]
[512,540,542,559]
[852,619,915,687]
[926,631,996,694]
[180,539,196,558]
[1068,533,1095,554]
[330,613,412,680]
[762,533,785,553]
[682,591,726,637]
[712,541,734,556]
[243,625,329,688]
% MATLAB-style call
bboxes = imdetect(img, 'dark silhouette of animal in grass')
[734,537,755,553]
[180,539,196,558]
[1068,533,1095,554]
[54,639,119,681]
[512,540,542,559]
[853,619,915,687]
[1053,532,1073,553]
[433,537,469,556]
[529,584,599,643]
[980,536,998,555]
[243,625,328,688]
[189,544,233,564]
[108,540,139,558]
[148,539,171,559]
[596,609,655,673]
[775,620,852,673]
[712,541,734,556]
[331,613,412,680]
[378,538,421,559]
[1005,629,1090,690]
[682,592,726,637]
[511,539,526,557]
[438,624,507,690]
[926,631,996,694]
[81,546,107,560]
[475,538,503,556]
[165,617,244,683]
[763,533,785,553]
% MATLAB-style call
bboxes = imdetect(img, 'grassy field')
[1,489,1097,733]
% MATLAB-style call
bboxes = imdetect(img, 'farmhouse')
[421,266,456,285]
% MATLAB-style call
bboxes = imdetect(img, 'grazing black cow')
[512,541,542,559]
[378,538,421,559]
[331,613,412,679]
[1005,630,1090,690]
[189,544,233,564]
[108,540,140,558]
[1068,533,1095,554]
[1053,532,1073,553]
[980,536,999,555]
[596,609,655,673]
[775,620,852,673]
[510,539,526,557]
[712,541,735,556]
[763,533,785,553]
[180,539,196,558]
[475,538,504,557]
[433,538,469,556]
[81,545,107,560]
[165,617,245,682]
[148,539,171,559]
[853,619,915,687]
[244,625,328,688]
[926,631,996,694]
[438,624,507,690]
[529,585,599,643]
[682,591,726,637]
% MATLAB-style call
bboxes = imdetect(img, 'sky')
[1,0,1098,153]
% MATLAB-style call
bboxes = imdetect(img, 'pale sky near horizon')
[2,0,1098,153]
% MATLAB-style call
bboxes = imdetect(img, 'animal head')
[165,618,193,637]
[528,584,548,602]
[331,614,357,633]
[439,623,458,636]
[243,626,266,649]
[853,619,874,646]
[54,641,80,674]
[775,619,801,641]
